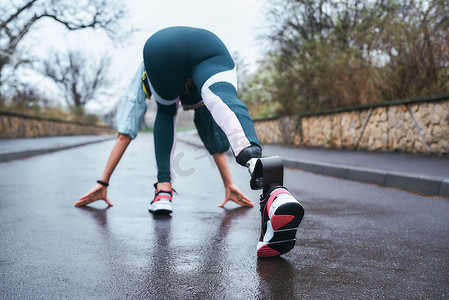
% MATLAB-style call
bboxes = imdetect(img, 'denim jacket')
[116,62,147,139]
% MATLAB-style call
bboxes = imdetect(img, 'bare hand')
[219,184,254,208]
[75,184,113,207]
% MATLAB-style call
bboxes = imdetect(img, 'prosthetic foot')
[247,156,305,258]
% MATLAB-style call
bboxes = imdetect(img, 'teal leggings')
[144,27,260,183]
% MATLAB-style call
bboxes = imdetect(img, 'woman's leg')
[154,101,178,183]
[193,105,230,155]
[202,80,261,165]
[192,64,261,165]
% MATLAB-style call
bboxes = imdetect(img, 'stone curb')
[177,135,448,198]
[0,136,115,163]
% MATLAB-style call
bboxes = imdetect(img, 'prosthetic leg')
[248,156,284,192]
[247,156,305,258]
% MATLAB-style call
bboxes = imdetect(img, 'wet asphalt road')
[0,133,448,299]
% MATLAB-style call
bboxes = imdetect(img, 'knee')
[157,102,177,117]
[236,144,262,166]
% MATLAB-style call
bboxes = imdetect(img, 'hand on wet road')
[219,184,254,208]
[75,184,113,207]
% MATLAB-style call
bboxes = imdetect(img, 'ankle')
[156,182,172,191]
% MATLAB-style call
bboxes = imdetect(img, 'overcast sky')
[25,0,270,113]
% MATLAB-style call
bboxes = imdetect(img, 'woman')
[75,27,304,258]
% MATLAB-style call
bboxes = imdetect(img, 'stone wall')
[0,111,114,138]
[254,97,449,155]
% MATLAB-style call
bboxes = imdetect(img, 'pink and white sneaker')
[149,188,173,215]
[257,186,304,258]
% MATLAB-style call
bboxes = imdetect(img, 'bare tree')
[0,0,128,84]
[42,49,112,114]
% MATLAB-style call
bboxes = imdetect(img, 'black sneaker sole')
[257,201,304,257]
[149,209,172,215]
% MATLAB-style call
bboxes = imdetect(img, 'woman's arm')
[99,133,132,183]
[75,133,132,207]
[213,152,254,208]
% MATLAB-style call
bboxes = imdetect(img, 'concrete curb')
[177,135,448,198]
[282,157,449,198]
[0,136,115,163]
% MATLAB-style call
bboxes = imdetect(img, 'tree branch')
[0,0,39,30]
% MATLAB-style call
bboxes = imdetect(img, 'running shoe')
[257,186,304,258]
[149,187,174,215]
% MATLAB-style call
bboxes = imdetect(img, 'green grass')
[139,128,154,133]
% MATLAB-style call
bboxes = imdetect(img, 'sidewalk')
[177,130,449,198]
[0,135,115,163]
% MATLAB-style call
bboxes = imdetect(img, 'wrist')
[97,180,109,187]
[223,182,234,188]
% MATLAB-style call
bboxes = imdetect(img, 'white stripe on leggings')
[202,67,237,92]
[201,86,250,156]
[169,100,179,180]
